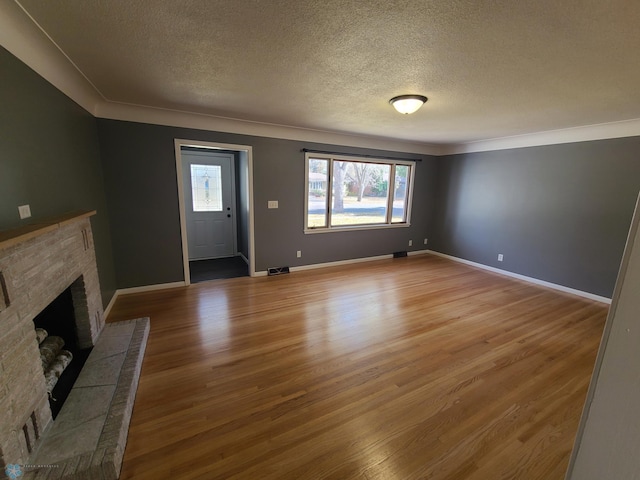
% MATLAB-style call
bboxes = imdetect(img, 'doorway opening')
[175,139,255,285]
[189,256,249,282]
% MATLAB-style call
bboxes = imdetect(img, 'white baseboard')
[103,281,187,319]
[104,250,427,318]
[103,292,119,320]
[290,253,393,273]
[104,250,608,321]
[253,249,431,276]
[117,281,187,295]
[427,250,611,304]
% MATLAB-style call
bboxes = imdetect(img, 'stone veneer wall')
[0,213,104,470]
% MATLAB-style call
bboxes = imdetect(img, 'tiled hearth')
[0,212,148,479]
[26,317,149,479]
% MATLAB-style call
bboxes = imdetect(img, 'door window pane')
[191,164,222,212]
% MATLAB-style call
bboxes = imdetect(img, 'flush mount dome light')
[389,94,428,114]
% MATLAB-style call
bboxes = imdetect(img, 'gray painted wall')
[432,138,640,298]
[97,119,436,288]
[0,47,116,306]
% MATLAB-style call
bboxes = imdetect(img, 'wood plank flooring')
[107,254,608,480]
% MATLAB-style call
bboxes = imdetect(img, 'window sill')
[304,223,411,234]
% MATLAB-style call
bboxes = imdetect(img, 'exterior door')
[182,151,236,260]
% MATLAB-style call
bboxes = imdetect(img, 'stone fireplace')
[0,212,104,469]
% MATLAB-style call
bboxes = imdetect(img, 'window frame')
[304,152,415,234]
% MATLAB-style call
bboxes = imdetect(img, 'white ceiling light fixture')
[389,95,428,114]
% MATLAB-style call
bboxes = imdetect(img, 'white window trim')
[304,152,415,234]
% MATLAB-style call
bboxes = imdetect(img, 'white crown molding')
[3,0,639,156]
[1,1,102,114]
[95,101,446,156]
[442,118,640,155]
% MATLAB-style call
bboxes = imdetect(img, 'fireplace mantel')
[0,210,96,250]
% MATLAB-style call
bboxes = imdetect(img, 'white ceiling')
[8,0,640,150]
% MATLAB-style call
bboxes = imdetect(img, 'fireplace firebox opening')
[32,277,93,419]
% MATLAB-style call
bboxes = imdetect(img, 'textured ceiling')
[15,0,640,145]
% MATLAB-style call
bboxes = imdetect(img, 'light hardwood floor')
[107,254,608,480]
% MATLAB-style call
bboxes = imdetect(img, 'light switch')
[18,205,31,219]
[268,201,279,209]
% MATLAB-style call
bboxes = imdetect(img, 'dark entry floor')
[189,256,249,283]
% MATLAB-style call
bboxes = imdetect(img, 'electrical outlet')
[296,250,301,258]
[424,238,428,245]
[268,200,278,209]
[497,254,504,262]
[408,240,413,246]
[18,204,31,219]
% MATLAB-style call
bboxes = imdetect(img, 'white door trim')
[174,139,255,285]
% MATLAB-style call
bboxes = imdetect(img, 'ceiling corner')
[1,0,103,115]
